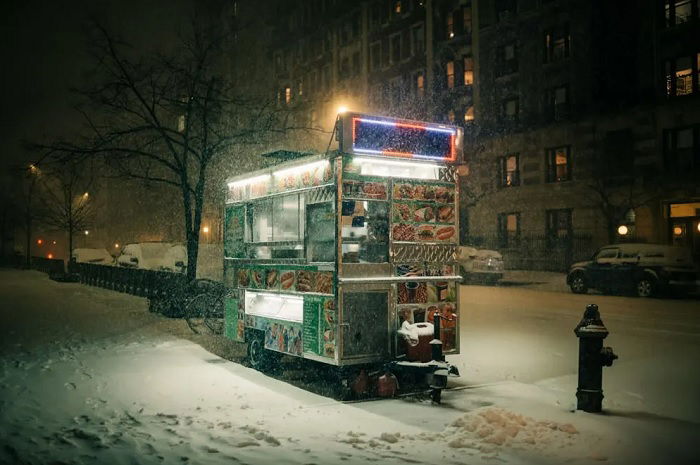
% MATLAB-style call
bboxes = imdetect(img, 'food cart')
[223,112,463,400]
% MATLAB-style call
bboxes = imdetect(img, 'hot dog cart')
[223,112,462,399]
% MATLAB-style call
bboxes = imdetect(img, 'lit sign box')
[339,113,462,163]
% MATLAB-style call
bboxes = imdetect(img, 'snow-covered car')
[458,246,504,285]
[567,243,699,297]
[116,242,187,273]
[71,248,114,266]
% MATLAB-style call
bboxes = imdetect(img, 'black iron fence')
[30,256,66,276]
[465,234,595,272]
[77,263,187,301]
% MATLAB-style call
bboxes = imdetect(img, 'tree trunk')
[25,212,31,268]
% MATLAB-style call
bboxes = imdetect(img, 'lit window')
[675,56,693,96]
[177,115,186,132]
[416,73,425,97]
[499,154,519,187]
[463,56,474,85]
[447,13,454,38]
[446,61,455,88]
[665,53,699,97]
[394,0,402,14]
[285,86,292,104]
[464,106,474,122]
[546,146,571,182]
[665,0,697,27]
[544,25,570,63]
[298,79,303,96]
[448,110,456,123]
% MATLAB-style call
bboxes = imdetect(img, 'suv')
[567,243,698,297]
[458,246,504,285]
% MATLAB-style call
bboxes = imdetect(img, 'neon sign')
[339,113,461,163]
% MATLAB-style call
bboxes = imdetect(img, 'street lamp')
[84,230,89,236]
[202,226,210,233]
[617,225,628,236]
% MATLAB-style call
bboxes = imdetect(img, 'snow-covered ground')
[1,269,698,464]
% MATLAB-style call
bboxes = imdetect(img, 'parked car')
[116,242,187,273]
[71,248,114,266]
[458,246,504,285]
[567,243,699,297]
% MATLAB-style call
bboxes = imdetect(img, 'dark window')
[545,85,569,121]
[411,23,425,55]
[499,154,520,187]
[390,33,401,63]
[497,43,518,76]
[502,97,519,121]
[463,7,472,35]
[546,146,571,182]
[664,126,699,171]
[546,209,572,247]
[464,106,474,123]
[352,52,361,76]
[370,41,381,71]
[665,0,699,27]
[665,53,699,97]
[498,212,520,248]
[544,25,570,63]
[496,0,517,22]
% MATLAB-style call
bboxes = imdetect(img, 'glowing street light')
[617,225,628,236]
[202,226,210,234]
[114,243,120,249]
[84,230,90,236]
[337,105,349,115]
[83,192,89,198]
[37,238,43,245]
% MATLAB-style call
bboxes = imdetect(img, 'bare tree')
[14,164,45,267]
[36,160,95,258]
[40,21,304,281]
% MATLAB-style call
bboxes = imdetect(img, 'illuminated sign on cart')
[339,113,462,163]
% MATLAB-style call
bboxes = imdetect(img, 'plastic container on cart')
[398,321,435,362]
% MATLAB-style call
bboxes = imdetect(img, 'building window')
[499,154,520,187]
[446,60,455,88]
[497,43,518,76]
[545,85,569,120]
[339,57,350,78]
[415,72,425,97]
[544,25,570,63]
[546,209,572,246]
[496,0,517,22]
[411,23,425,55]
[498,212,520,248]
[447,12,455,39]
[665,53,699,97]
[297,79,303,96]
[664,126,698,171]
[463,7,472,35]
[665,0,699,27]
[464,106,474,123]
[502,97,519,121]
[370,41,381,71]
[322,65,331,91]
[390,33,401,63]
[463,56,474,85]
[352,52,361,76]
[546,146,571,182]
[284,86,292,104]
[394,0,402,15]
[448,110,456,123]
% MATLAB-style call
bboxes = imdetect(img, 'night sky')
[0,0,197,169]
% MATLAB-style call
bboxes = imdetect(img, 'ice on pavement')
[1,269,698,464]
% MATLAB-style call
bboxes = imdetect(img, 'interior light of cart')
[227,174,271,187]
[273,159,328,177]
[245,291,303,322]
[355,157,440,170]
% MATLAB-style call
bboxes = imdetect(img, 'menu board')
[224,205,246,258]
[342,180,388,200]
[395,263,457,351]
[303,296,336,358]
[390,181,457,243]
[236,266,334,295]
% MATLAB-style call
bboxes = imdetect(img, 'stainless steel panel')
[341,263,393,278]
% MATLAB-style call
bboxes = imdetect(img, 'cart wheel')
[247,331,281,373]
[430,388,442,404]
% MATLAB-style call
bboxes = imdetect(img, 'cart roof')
[225,152,333,185]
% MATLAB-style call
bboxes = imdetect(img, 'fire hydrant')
[574,304,618,412]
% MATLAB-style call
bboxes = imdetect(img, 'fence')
[77,263,187,301]
[30,256,66,276]
[464,234,595,272]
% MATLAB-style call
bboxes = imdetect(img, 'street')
[1,269,698,465]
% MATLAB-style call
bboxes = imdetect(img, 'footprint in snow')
[64,382,77,390]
